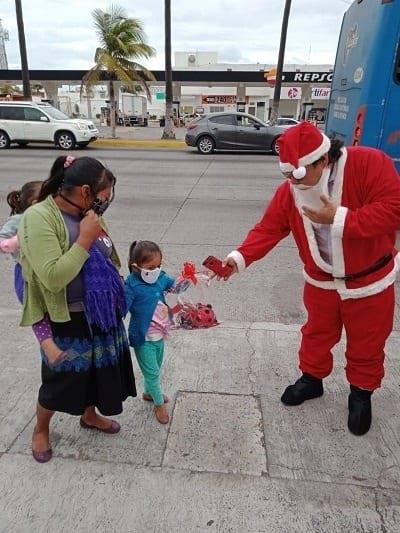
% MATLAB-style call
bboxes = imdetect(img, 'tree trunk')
[270,0,292,125]
[15,0,32,100]
[162,0,175,139]
[109,80,116,138]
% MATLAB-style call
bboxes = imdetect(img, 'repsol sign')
[284,72,333,83]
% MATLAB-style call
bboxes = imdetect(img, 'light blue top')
[0,214,22,261]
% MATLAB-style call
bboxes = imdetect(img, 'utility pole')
[162,0,175,139]
[270,0,292,125]
[15,0,32,100]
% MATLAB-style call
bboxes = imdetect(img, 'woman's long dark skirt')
[38,312,136,416]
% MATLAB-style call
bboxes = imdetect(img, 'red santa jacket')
[229,147,400,300]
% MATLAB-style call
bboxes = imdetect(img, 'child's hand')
[0,235,19,254]
[169,279,191,294]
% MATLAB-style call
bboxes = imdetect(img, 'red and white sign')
[280,87,302,100]
[201,95,236,105]
[287,87,299,99]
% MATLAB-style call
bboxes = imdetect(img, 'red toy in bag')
[170,262,219,329]
[178,303,218,329]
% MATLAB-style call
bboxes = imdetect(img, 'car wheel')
[17,141,29,147]
[197,135,215,154]
[271,137,280,156]
[56,131,76,150]
[0,130,10,149]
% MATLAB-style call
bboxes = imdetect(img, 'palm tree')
[83,4,155,138]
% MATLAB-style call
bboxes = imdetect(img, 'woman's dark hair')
[128,240,162,272]
[7,180,43,215]
[39,156,116,202]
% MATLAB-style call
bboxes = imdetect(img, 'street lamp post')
[162,0,175,139]
[270,0,292,125]
[15,0,32,100]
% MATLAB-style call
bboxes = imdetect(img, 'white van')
[0,101,99,150]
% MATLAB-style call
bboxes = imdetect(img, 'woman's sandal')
[80,418,121,434]
[32,448,53,463]
[32,429,52,463]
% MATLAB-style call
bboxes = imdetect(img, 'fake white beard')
[292,168,331,213]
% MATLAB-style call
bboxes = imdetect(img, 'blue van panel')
[326,0,400,170]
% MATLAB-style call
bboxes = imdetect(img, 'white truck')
[120,94,148,126]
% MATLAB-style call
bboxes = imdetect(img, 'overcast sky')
[1,0,350,70]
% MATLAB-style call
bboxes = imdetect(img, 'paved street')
[0,146,399,532]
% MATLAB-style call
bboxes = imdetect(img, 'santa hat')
[277,122,331,179]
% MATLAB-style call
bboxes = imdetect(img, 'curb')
[93,138,187,149]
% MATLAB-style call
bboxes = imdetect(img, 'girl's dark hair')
[7,180,43,215]
[39,156,116,202]
[128,240,162,272]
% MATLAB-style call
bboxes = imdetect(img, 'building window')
[210,106,224,113]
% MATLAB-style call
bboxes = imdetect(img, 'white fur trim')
[298,133,331,167]
[301,217,333,273]
[280,162,295,172]
[291,183,333,274]
[331,206,348,278]
[302,269,336,289]
[337,254,399,299]
[303,254,399,299]
[227,250,246,273]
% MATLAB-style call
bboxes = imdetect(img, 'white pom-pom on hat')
[292,166,306,179]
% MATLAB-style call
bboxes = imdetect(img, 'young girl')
[125,240,188,424]
[0,181,66,365]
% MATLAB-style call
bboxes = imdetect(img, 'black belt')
[334,253,393,281]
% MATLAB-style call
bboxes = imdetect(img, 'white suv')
[0,101,99,150]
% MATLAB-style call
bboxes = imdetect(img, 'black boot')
[348,385,373,436]
[281,373,324,406]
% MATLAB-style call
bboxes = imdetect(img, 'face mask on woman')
[58,190,112,217]
[91,197,111,216]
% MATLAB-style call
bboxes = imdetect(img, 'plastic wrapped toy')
[168,262,219,329]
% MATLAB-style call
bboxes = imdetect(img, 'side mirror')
[253,123,261,130]
[40,116,49,122]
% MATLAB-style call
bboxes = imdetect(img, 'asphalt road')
[0,145,398,328]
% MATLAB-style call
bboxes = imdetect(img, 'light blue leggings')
[134,339,165,406]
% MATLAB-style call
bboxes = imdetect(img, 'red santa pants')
[299,283,395,390]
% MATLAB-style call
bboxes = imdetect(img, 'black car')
[185,112,290,155]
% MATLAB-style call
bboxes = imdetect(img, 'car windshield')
[39,105,69,120]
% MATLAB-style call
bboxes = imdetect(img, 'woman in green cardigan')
[19,155,136,463]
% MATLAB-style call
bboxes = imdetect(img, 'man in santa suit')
[224,122,400,436]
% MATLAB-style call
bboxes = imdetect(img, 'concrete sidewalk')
[94,123,187,149]
[0,317,399,532]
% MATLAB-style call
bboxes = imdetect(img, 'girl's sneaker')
[143,393,169,404]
